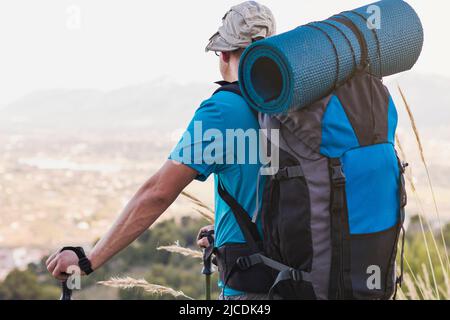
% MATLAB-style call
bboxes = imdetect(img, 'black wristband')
[60,246,94,275]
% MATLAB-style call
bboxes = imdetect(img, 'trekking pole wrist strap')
[60,246,94,275]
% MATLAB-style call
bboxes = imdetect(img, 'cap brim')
[205,32,240,53]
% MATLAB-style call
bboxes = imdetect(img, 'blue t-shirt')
[169,88,265,296]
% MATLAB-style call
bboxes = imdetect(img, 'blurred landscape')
[0,79,216,278]
[0,72,449,299]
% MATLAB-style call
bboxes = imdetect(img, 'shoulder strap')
[214,82,260,250]
[213,81,259,120]
[217,180,261,252]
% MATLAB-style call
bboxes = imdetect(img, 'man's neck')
[223,72,238,83]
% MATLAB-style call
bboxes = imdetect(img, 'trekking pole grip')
[199,230,215,300]
[199,230,215,275]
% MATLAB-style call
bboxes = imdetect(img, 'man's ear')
[221,51,231,63]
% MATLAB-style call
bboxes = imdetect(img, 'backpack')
[213,73,407,300]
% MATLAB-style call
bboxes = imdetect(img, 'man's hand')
[197,225,215,249]
[46,250,80,280]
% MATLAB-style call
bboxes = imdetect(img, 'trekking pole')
[60,278,73,300]
[58,247,75,300]
[199,230,215,300]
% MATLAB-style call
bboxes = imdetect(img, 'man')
[46,1,276,300]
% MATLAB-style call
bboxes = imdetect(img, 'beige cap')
[206,1,276,53]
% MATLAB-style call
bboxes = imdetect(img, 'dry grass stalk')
[401,272,419,300]
[420,264,434,299]
[401,181,449,296]
[396,286,407,300]
[416,274,434,300]
[181,191,214,213]
[398,86,450,273]
[181,191,215,223]
[395,135,443,298]
[404,256,426,299]
[98,277,194,300]
[194,208,215,224]
[413,262,447,300]
[157,241,203,259]
[402,261,442,300]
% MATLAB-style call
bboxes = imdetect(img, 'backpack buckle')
[330,164,346,187]
[273,166,304,181]
[273,167,288,180]
[237,256,252,270]
[290,269,302,282]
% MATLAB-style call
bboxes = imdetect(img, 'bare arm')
[46,160,197,277]
[89,160,197,270]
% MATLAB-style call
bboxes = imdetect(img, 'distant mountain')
[1,72,448,132]
[1,72,448,130]
[0,80,215,133]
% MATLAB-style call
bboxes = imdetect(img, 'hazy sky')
[0,0,446,106]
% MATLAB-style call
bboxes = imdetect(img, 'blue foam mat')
[239,0,424,114]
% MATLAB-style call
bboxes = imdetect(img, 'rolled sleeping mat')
[238,0,424,114]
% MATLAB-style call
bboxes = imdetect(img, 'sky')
[0,0,447,106]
